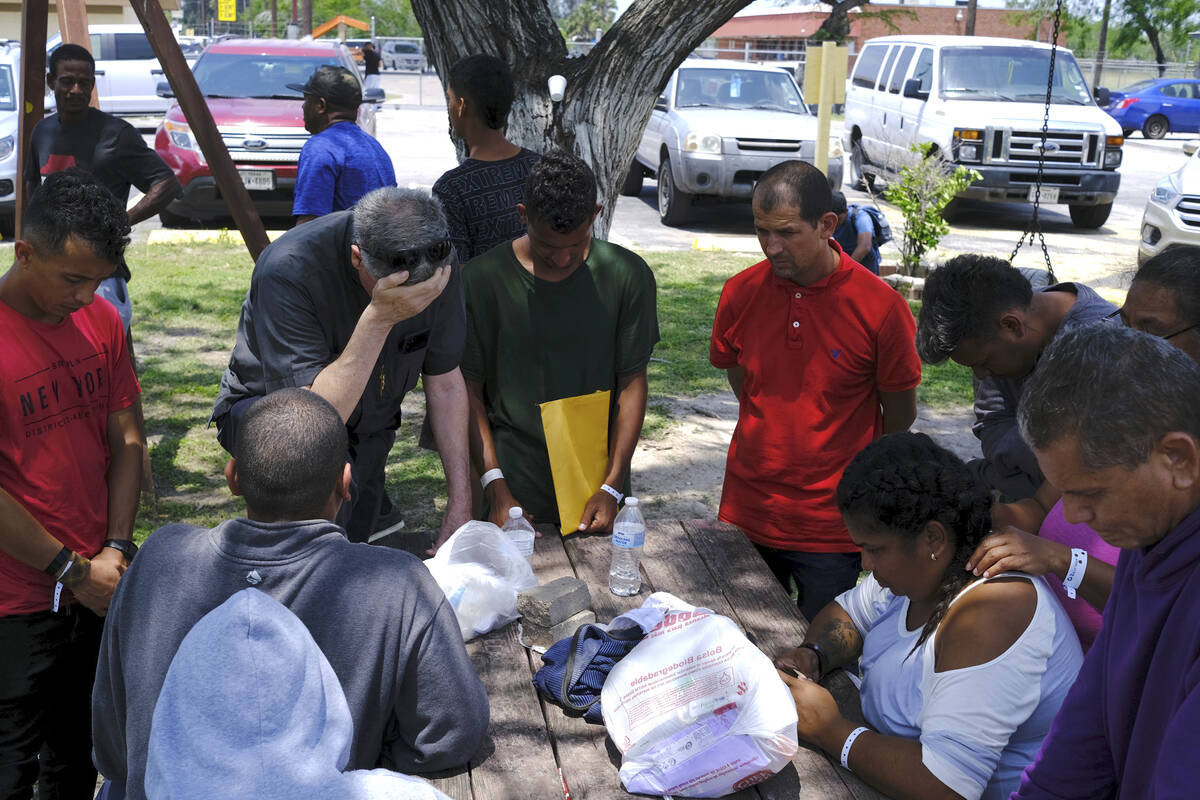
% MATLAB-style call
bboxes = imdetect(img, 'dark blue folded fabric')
[532,623,645,723]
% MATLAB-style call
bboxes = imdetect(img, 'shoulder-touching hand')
[966,527,1069,580]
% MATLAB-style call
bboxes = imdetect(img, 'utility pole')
[302,0,312,36]
[270,0,277,37]
[1091,0,1112,92]
[964,0,978,37]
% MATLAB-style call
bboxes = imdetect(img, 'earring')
[930,553,937,561]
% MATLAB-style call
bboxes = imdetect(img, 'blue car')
[1106,78,1200,140]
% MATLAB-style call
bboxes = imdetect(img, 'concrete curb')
[147,229,289,246]
[691,235,761,253]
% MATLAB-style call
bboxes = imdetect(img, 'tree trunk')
[1090,0,1111,91]
[815,0,869,44]
[410,0,755,238]
[301,0,312,36]
[964,0,978,36]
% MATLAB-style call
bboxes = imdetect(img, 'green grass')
[96,241,971,540]
[908,301,975,408]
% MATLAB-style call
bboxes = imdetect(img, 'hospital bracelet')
[1061,548,1088,600]
[480,468,505,490]
[840,726,869,770]
[600,483,624,504]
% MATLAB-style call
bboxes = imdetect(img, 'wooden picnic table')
[381,520,889,800]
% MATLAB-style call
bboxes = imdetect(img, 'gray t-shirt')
[211,211,465,440]
[970,282,1116,499]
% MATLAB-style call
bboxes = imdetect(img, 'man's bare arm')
[309,267,451,420]
[578,370,649,533]
[423,367,472,551]
[126,176,182,226]
[466,378,526,528]
[725,365,746,399]
[104,404,144,544]
[851,230,874,265]
[880,387,918,433]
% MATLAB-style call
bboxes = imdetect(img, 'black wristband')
[797,642,826,678]
[103,539,138,561]
[44,546,72,578]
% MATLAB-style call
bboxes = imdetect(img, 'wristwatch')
[103,539,138,561]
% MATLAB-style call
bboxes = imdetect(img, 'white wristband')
[840,726,869,770]
[600,483,624,503]
[1062,547,1088,600]
[480,468,504,490]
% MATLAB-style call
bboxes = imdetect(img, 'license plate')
[1029,185,1059,203]
[238,170,275,191]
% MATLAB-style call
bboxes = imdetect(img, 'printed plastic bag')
[425,521,538,641]
[601,593,798,797]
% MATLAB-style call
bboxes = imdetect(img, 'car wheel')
[1143,115,1169,140]
[850,139,875,192]
[620,159,644,197]
[158,208,194,228]
[657,157,692,226]
[0,213,12,240]
[1068,202,1112,229]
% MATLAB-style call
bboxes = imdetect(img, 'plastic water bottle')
[609,497,645,596]
[501,506,535,562]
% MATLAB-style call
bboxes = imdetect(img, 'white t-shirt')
[836,572,1083,800]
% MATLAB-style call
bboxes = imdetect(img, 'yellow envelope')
[539,390,611,536]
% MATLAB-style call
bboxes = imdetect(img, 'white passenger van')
[843,35,1123,228]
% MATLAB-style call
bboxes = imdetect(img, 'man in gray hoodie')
[91,389,488,800]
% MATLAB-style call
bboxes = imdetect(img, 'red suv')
[154,38,383,227]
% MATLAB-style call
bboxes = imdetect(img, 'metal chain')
[1009,0,1064,281]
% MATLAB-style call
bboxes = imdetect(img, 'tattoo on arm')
[812,618,863,671]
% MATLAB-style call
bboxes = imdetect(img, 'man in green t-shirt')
[462,151,659,532]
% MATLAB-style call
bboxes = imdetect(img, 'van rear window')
[851,46,886,89]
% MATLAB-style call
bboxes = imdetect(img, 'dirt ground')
[622,392,977,520]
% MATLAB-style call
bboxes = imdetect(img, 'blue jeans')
[754,546,862,623]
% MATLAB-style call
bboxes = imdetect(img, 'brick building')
[711,3,1062,64]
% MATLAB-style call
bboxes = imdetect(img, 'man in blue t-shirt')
[831,191,879,274]
[288,66,395,225]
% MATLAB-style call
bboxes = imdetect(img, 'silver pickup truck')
[624,59,843,226]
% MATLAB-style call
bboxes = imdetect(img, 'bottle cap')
[508,506,523,518]
[625,497,639,506]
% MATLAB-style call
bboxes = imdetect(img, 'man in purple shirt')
[1011,323,1200,799]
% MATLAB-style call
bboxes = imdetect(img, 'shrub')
[884,143,981,276]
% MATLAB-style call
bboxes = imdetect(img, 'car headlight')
[954,128,984,163]
[0,135,12,161]
[684,132,722,155]
[1153,174,1181,206]
[165,120,201,154]
[829,136,843,159]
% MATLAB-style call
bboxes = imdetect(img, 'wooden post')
[815,41,835,177]
[56,0,99,109]
[127,0,270,261]
[270,0,278,37]
[15,0,49,237]
[964,0,978,37]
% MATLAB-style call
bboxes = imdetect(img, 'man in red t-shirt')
[0,169,144,797]
[710,161,921,621]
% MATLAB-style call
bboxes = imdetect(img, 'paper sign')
[539,390,610,535]
[218,0,237,22]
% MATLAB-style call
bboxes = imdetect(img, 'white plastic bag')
[425,521,538,641]
[601,592,798,797]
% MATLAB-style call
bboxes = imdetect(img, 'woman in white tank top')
[775,433,1083,800]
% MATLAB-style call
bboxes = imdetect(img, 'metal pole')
[815,41,835,176]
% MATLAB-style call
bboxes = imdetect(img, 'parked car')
[1138,140,1200,265]
[843,35,1123,229]
[380,39,424,72]
[47,24,171,116]
[1106,78,1200,140]
[153,38,384,227]
[0,40,18,238]
[625,59,843,226]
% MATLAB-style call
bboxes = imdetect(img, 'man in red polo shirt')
[710,161,921,621]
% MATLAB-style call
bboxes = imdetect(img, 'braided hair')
[836,432,992,648]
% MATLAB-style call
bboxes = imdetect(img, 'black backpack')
[849,204,893,249]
